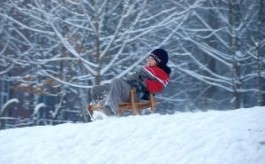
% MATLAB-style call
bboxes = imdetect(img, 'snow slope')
[0,107,265,164]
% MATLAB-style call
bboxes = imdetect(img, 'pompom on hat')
[149,49,168,66]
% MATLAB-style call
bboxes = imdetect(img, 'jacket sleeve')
[125,67,155,82]
[125,66,169,93]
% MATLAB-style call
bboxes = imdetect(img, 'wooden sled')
[88,89,158,116]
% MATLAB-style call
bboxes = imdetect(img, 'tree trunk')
[256,0,265,106]
[229,0,241,109]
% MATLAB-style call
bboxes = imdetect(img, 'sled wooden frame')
[117,89,156,116]
[88,89,157,116]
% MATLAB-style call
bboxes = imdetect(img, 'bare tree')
[0,0,193,125]
[1,0,263,129]
[171,0,265,109]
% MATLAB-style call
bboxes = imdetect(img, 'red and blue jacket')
[143,66,169,93]
[125,66,169,93]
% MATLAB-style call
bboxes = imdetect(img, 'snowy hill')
[0,107,265,164]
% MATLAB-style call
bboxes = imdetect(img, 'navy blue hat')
[150,49,168,66]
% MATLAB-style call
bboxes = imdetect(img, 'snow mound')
[0,107,265,164]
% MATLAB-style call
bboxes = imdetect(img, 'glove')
[125,80,146,92]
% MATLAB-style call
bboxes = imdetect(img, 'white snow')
[0,106,265,164]
[33,103,46,116]
[0,98,19,114]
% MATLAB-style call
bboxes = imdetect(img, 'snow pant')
[90,78,141,114]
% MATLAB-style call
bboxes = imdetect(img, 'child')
[89,48,171,116]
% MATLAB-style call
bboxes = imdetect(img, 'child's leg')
[90,85,110,102]
[105,78,139,114]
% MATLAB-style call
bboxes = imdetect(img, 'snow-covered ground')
[0,107,265,164]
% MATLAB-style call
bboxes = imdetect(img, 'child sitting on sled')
[89,48,171,116]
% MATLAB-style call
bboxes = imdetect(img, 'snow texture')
[0,106,264,164]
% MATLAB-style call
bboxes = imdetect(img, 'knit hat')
[150,49,168,66]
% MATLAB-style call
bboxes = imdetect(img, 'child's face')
[146,56,157,66]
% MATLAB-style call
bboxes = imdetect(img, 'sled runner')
[88,89,157,116]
